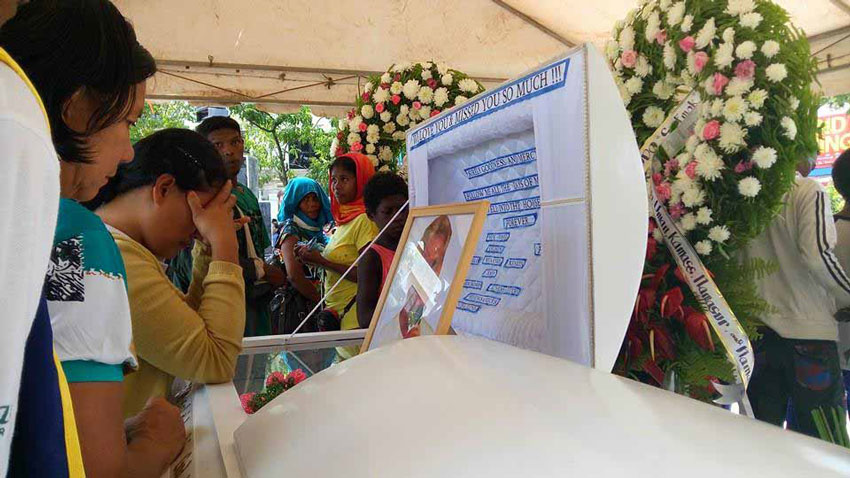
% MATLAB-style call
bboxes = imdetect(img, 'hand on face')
[186,181,238,249]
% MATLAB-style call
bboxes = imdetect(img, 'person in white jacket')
[829,150,850,413]
[741,157,850,439]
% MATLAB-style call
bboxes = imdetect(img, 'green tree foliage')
[230,105,335,187]
[130,101,195,143]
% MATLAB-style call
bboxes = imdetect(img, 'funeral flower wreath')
[608,0,819,398]
[333,62,485,170]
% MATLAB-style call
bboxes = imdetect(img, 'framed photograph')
[361,201,489,352]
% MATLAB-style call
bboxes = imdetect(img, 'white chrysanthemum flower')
[365,143,376,154]
[726,78,754,97]
[681,14,694,32]
[393,62,411,73]
[419,105,432,119]
[781,116,797,140]
[738,176,761,197]
[380,72,392,84]
[403,79,421,99]
[682,187,706,207]
[709,225,731,243]
[625,76,644,94]
[752,146,777,169]
[635,56,652,77]
[677,151,693,166]
[433,87,449,107]
[379,146,393,163]
[421,69,433,82]
[663,42,677,70]
[643,106,666,128]
[606,40,620,61]
[652,80,673,100]
[383,121,396,133]
[361,104,375,119]
[736,41,757,59]
[722,28,735,44]
[399,105,409,116]
[380,111,392,123]
[748,89,768,109]
[723,96,748,122]
[418,86,434,103]
[695,118,707,138]
[455,95,469,106]
[392,131,406,140]
[364,82,374,94]
[681,213,698,231]
[762,40,780,58]
[348,116,363,131]
[660,0,672,11]
[686,135,700,153]
[645,12,661,42]
[626,8,637,23]
[373,88,390,104]
[618,81,632,105]
[714,42,735,69]
[696,240,713,256]
[726,0,756,16]
[696,207,713,225]
[710,98,724,116]
[390,81,403,95]
[695,146,725,181]
[652,227,664,241]
[667,2,686,25]
[409,108,418,120]
[681,70,696,88]
[741,12,763,29]
[744,111,763,127]
[436,63,449,75]
[459,78,479,94]
[766,63,788,83]
[346,132,360,146]
[719,122,747,153]
[620,26,636,51]
[640,3,654,19]
[366,124,380,136]
[441,73,454,86]
[790,97,801,110]
[396,114,410,127]
[695,18,717,49]
[672,174,694,195]
[368,155,379,167]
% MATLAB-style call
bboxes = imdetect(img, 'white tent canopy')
[114,0,850,116]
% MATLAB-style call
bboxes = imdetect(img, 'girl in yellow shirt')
[90,128,247,417]
[298,153,377,359]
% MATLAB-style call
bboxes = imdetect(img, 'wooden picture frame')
[361,201,489,353]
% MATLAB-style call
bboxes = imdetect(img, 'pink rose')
[679,36,696,52]
[702,120,721,140]
[621,50,638,68]
[427,78,438,89]
[391,94,401,105]
[413,101,422,110]
[656,182,672,202]
[669,203,685,219]
[430,109,441,117]
[351,142,363,152]
[734,60,756,80]
[694,51,709,73]
[655,30,667,45]
[712,73,729,95]
[358,122,368,132]
[684,162,698,179]
[375,102,385,113]
[734,161,753,173]
[652,173,663,185]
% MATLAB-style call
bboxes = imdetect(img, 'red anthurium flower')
[361,91,371,102]
[643,359,665,385]
[660,287,684,319]
[635,288,656,325]
[627,330,643,359]
[651,263,670,290]
[649,324,675,361]
[646,237,657,261]
[684,310,715,351]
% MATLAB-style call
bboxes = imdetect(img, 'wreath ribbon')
[641,91,755,412]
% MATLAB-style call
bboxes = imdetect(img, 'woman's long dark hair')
[86,128,228,209]
[0,0,157,164]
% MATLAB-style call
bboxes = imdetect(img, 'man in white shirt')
[0,0,61,473]
[741,157,850,439]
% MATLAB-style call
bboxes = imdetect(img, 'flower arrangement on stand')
[608,0,819,401]
[240,369,307,414]
[333,62,485,171]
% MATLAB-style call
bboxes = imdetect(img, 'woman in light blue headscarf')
[277,177,333,304]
